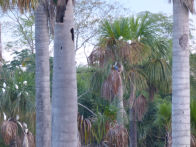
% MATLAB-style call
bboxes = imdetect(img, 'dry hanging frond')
[1,120,18,145]
[101,70,122,102]
[133,95,148,121]
[88,48,106,66]
[105,123,128,147]
[191,134,196,147]
[77,114,93,145]
[27,131,35,147]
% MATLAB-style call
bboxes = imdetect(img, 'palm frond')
[105,123,128,147]
[0,0,38,13]
[101,69,122,102]
[144,58,171,93]
[1,120,18,145]
[133,95,148,121]
[77,114,93,145]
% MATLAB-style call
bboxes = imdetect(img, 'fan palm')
[171,0,194,146]
[89,12,172,147]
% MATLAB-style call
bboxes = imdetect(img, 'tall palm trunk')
[0,23,2,63]
[172,0,190,146]
[117,73,124,125]
[35,2,51,147]
[52,0,78,146]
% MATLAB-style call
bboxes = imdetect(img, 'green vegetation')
[0,1,195,146]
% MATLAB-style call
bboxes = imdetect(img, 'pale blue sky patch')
[112,0,172,14]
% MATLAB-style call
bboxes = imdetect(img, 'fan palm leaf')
[1,120,18,145]
[144,58,171,93]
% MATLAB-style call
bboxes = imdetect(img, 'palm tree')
[0,1,52,146]
[89,12,172,147]
[35,1,51,147]
[52,0,78,146]
[171,0,194,146]
[101,63,125,125]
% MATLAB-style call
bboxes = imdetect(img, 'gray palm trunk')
[116,73,124,125]
[52,0,78,146]
[172,0,190,146]
[0,23,2,63]
[35,2,51,147]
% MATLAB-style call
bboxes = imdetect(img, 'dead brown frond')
[1,120,18,145]
[1,0,38,13]
[27,131,35,147]
[101,70,122,102]
[89,40,150,67]
[133,95,148,121]
[77,114,93,145]
[119,41,150,65]
[88,48,106,66]
[105,123,128,147]
[191,134,196,147]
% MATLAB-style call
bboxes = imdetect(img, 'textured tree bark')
[172,0,190,146]
[35,2,51,147]
[52,0,78,146]
[117,72,124,125]
[0,23,2,63]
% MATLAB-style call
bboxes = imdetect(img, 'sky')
[75,0,196,65]
[114,0,172,14]
[2,0,196,65]
[76,0,173,65]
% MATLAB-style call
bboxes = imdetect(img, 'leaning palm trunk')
[52,0,78,146]
[172,0,190,146]
[35,2,51,147]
